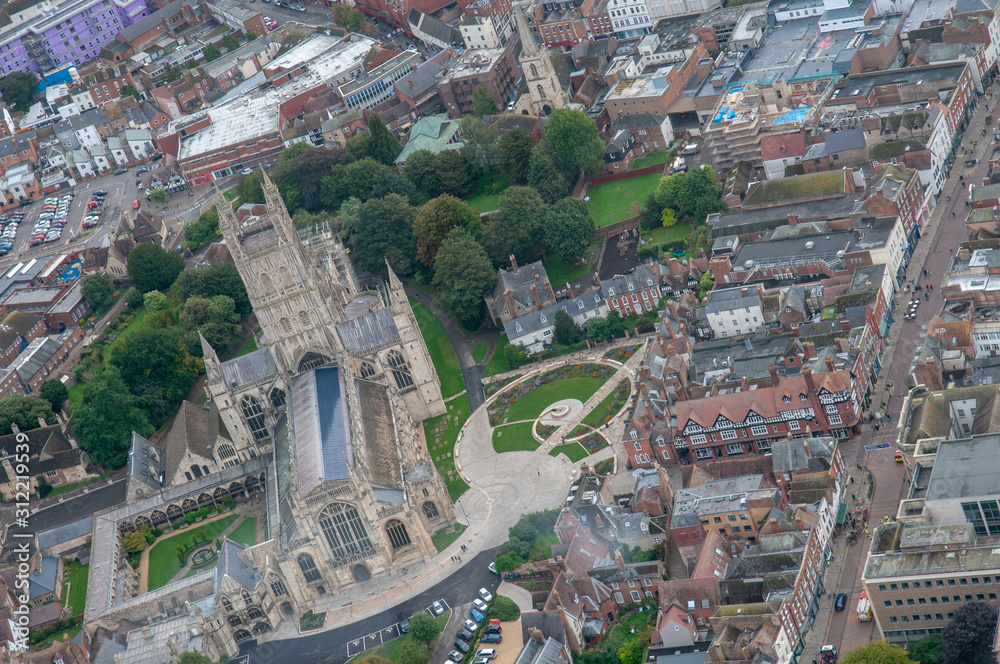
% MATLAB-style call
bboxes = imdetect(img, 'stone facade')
[514,3,567,115]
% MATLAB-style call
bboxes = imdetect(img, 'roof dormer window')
[783,396,790,403]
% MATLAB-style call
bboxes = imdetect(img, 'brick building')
[601,265,661,316]
[439,46,519,119]
[0,329,86,399]
[0,310,45,367]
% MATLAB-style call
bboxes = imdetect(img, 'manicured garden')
[549,442,590,462]
[642,219,692,248]
[630,150,671,170]
[586,171,662,227]
[483,337,515,378]
[431,522,468,553]
[488,363,616,426]
[227,517,258,547]
[603,344,641,363]
[410,297,465,398]
[423,395,470,501]
[147,514,238,591]
[462,175,509,213]
[300,610,326,631]
[62,561,89,616]
[371,611,450,662]
[492,422,541,453]
[576,380,632,431]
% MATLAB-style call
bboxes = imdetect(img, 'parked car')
[133,199,140,210]
[463,619,478,632]
[242,167,253,175]
[480,633,502,644]
[454,640,469,654]
[488,562,499,575]
[447,651,463,663]
[114,167,128,175]
[472,598,488,612]
[456,629,473,642]
[476,649,497,660]
[478,588,493,603]
[484,624,502,634]
[835,593,848,611]
[469,608,484,622]
[93,190,108,196]
[430,601,444,616]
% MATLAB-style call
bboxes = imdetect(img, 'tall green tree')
[554,310,582,346]
[841,642,915,664]
[201,262,252,315]
[544,108,605,177]
[653,166,723,224]
[350,194,416,276]
[459,116,499,179]
[241,171,264,204]
[287,146,346,212]
[481,186,546,267]
[0,395,53,433]
[403,149,441,198]
[431,228,496,328]
[109,327,202,423]
[544,197,595,262]
[202,44,221,62]
[943,602,999,664]
[366,114,402,165]
[407,612,438,643]
[73,367,152,468]
[322,158,394,209]
[413,195,481,267]
[221,34,239,50]
[181,295,242,351]
[126,243,185,294]
[496,128,535,184]
[907,635,943,664]
[435,150,472,196]
[0,72,38,113]
[472,87,499,117]
[39,380,69,414]
[81,274,114,310]
[119,84,141,101]
[278,142,313,166]
[529,146,570,205]
[586,316,610,343]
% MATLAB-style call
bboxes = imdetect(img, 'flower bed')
[536,423,558,439]
[603,344,641,363]
[484,374,522,400]
[487,363,616,427]
[570,380,632,437]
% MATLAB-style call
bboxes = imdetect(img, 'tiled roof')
[337,307,399,354]
[219,348,278,388]
[759,131,806,162]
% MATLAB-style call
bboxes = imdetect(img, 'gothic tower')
[215,170,358,374]
[514,2,567,115]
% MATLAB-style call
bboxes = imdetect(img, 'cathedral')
[93,172,454,656]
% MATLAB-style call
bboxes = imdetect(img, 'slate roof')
[825,127,866,153]
[37,515,94,553]
[9,334,65,383]
[513,637,570,664]
[161,400,227,480]
[219,348,279,389]
[337,307,399,354]
[396,59,445,98]
[127,432,164,495]
[28,556,59,598]
[611,112,666,131]
[290,367,352,496]
[770,436,834,474]
[215,539,262,592]
[705,286,760,315]
[600,264,659,299]
[357,379,402,487]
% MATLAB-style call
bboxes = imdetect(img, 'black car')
[485,624,502,634]
[114,167,128,175]
[151,153,164,161]
[480,633,502,644]
[94,190,108,196]
[454,640,470,654]
[456,629,473,642]
[834,593,848,611]
[18,199,33,206]
[399,616,410,633]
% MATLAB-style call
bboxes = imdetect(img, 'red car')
[132,199,140,210]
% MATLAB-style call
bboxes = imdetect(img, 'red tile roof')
[759,132,806,162]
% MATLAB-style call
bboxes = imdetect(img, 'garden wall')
[596,216,641,238]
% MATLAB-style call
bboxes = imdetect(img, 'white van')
[680,143,699,156]
[476,649,497,660]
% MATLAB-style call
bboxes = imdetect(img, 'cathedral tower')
[514,2,567,115]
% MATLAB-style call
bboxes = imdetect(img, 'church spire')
[214,185,236,237]
[513,2,539,58]
[260,167,295,243]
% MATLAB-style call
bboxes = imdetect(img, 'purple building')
[0,0,148,77]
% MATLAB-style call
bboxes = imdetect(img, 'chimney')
[768,363,780,384]
[786,212,798,227]
[802,364,816,394]
[504,290,515,316]
[530,284,543,310]
[729,362,736,374]
[792,325,801,337]
[825,357,836,373]
[532,265,540,281]
[802,341,817,360]
[38,418,47,429]
[839,319,851,331]
[740,376,750,391]
[740,287,749,296]
[510,254,518,271]
[614,548,626,572]
[803,438,811,457]
[528,627,546,645]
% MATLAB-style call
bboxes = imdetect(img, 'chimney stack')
[802,341,817,360]
[825,357,836,373]
[530,284,543,310]
[786,212,798,227]
[510,254,518,271]
[614,549,626,572]
[768,363,780,384]
[528,627,546,645]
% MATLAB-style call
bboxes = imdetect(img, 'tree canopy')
[349,194,416,276]
[73,367,152,468]
[127,243,185,294]
[481,186,546,267]
[365,114,402,165]
[413,195,481,267]
[108,327,202,423]
[181,295,242,351]
[81,274,114,310]
[0,395,53,435]
[287,147,346,212]
[435,150,472,197]
[459,116,499,179]
[942,601,999,664]
[528,145,569,205]
[202,44,221,62]
[403,149,441,198]
[39,380,69,414]
[407,612,438,643]
[907,635,942,664]
[544,108,605,177]
[431,228,496,328]
[653,166,723,224]
[543,197,595,262]
[0,72,38,113]
[472,87,499,117]
[841,642,915,664]
[496,129,535,184]
[554,309,582,346]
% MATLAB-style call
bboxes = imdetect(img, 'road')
[240,551,500,664]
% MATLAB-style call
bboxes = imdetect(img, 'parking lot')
[344,599,451,659]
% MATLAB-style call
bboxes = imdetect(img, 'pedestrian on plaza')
[536,468,540,476]
[950,245,954,252]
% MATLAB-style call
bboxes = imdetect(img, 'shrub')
[486,596,520,622]
[151,528,163,537]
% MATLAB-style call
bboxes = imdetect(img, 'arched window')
[297,352,329,373]
[385,519,411,550]
[319,503,375,562]
[228,615,243,627]
[270,388,286,408]
[280,317,293,336]
[241,590,253,605]
[422,501,439,520]
[218,443,237,460]
[537,84,546,100]
[359,362,376,379]
[386,350,414,390]
[185,472,192,481]
[298,310,311,328]
[202,465,209,475]
[233,629,252,642]
[269,574,286,597]
[298,554,321,583]
[530,63,539,78]
[260,273,274,293]
[279,265,294,288]
[221,596,233,612]
[191,465,203,479]
[247,606,264,620]
[241,395,268,440]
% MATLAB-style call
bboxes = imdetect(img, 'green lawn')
[227,517,258,547]
[586,171,663,227]
[483,336,513,377]
[630,150,671,170]
[62,561,89,616]
[67,382,84,412]
[409,297,464,399]
[223,187,240,201]
[423,394,470,501]
[109,307,149,352]
[643,220,692,248]
[504,377,605,422]
[196,392,209,406]
[492,422,540,453]
[549,442,590,462]
[431,522,468,553]
[462,175,509,213]
[473,342,489,364]
[530,531,560,561]
[543,242,596,288]
[49,473,110,498]
[372,611,450,662]
[147,515,239,591]
[233,336,258,358]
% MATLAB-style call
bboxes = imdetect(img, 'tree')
[163,66,182,83]
[292,210,333,231]
[432,229,496,328]
[202,262,252,315]
[143,289,169,312]
[494,551,525,572]
[287,147,345,212]
[698,271,714,302]
[403,149,441,198]
[119,83,141,101]
[408,612,438,643]
[653,166,723,224]
[181,295,242,351]
[606,310,625,337]
[586,316,610,343]
[943,601,999,664]
[172,268,207,303]
[322,158,394,209]
[122,530,148,553]
[240,172,263,204]
[841,642,915,664]
[36,475,52,498]
[39,380,68,413]
[149,186,168,203]
[0,72,38,113]
[661,207,677,228]
[503,342,528,370]
[278,142,313,166]
[0,395,53,435]
[127,242,185,294]
[481,186,546,267]
[435,150,472,196]
[459,116,499,179]
[108,328,202,422]
[554,309,582,346]
[202,44,221,62]
[496,128,535,184]
[337,197,362,246]
[221,34,239,50]
[396,640,428,664]
[413,195,481,267]
[908,635,943,664]
[487,596,521,622]
[370,170,415,203]
[640,191,666,231]
[366,114,402,165]
[73,367,152,468]
[544,197,595,262]
[182,206,220,251]
[177,653,215,664]
[81,274,114,310]
[618,641,644,664]
[472,87,499,117]
[544,108,605,177]
[528,146,569,205]
[350,194,416,276]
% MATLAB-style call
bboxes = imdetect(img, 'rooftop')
[925,433,1000,503]
[743,170,847,207]
[290,366,351,497]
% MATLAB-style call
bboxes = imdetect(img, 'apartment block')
[439,47,519,118]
